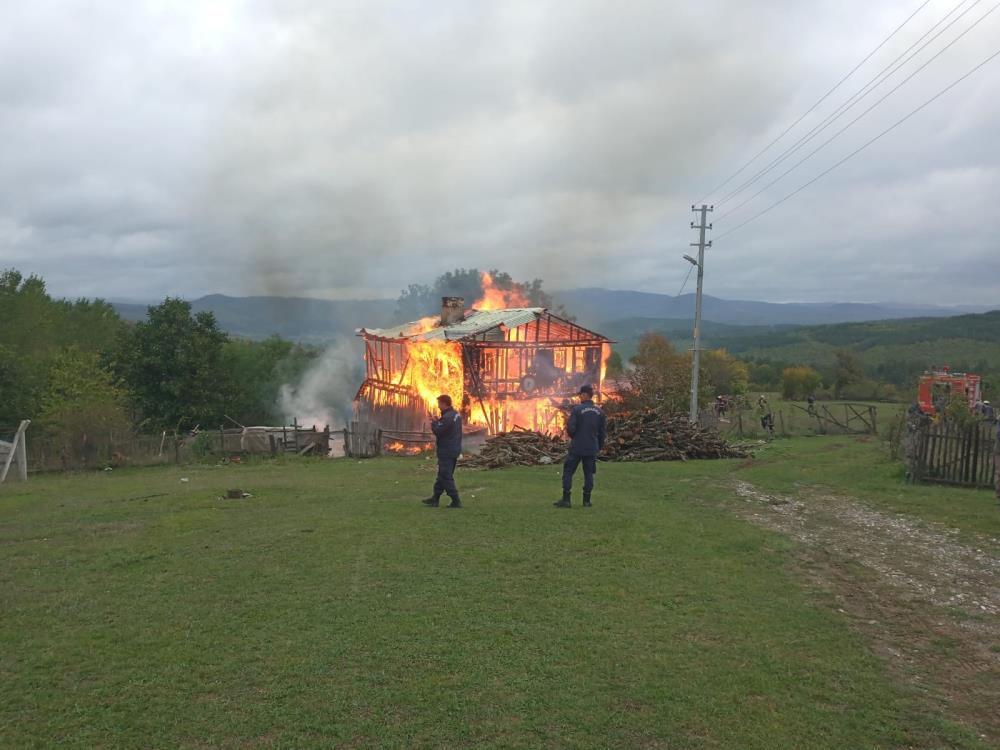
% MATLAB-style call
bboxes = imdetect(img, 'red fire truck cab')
[916,366,982,416]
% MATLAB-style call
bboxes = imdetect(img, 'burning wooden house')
[355,282,612,437]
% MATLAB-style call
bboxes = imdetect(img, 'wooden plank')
[927,422,941,479]
[983,423,993,485]
[0,420,30,483]
[965,424,976,484]
[946,423,956,480]
[15,426,27,481]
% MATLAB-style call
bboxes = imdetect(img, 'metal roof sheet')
[359,307,546,341]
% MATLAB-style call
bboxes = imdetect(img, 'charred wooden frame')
[355,310,612,435]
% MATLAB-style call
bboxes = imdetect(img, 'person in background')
[555,384,606,508]
[422,394,463,508]
[758,395,775,439]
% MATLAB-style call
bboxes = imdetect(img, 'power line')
[696,0,934,204]
[713,44,1000,243]
[676,262,695,297]
[716,0,1000,223]
[717,0,984,209]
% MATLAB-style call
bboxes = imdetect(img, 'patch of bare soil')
[732,480,1000,746]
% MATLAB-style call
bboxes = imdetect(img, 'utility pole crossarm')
[688,204,713,424]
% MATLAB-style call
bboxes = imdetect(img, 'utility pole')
[688,204,713,423]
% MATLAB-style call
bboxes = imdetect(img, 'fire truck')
[916,366,982,416]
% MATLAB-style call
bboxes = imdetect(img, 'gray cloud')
[1,0,998,306]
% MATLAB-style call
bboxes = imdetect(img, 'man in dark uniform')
[555,384,606,508]
[423,394,463,508]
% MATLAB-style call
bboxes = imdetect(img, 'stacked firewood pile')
[461,427,568,468]
[462,412,751,468]
[603,410,751,462]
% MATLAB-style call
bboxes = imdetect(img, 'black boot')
[446,496,462,508]
[553,490,571,508]
[583,492,592,507]
[422,496,440,507]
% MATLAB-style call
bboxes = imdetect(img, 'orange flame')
[403,339,464,412]
[361,271,616,439]
[473,271,531,311]
[385,441,427,455]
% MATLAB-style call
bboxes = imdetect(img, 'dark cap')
[437,394,452,406]
[578,384,594,396]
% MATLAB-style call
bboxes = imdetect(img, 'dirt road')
[731,480,1000,746]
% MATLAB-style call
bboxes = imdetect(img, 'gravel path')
[731,480,1000,745]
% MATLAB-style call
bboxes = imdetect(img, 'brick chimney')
[441,297,465,326]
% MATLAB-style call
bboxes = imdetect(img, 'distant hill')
[552,288,993,328]
[606,310,1000,386]
[110,292,1000,388]
[598,317,793,344]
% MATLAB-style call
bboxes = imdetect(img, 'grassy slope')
[0,448,990,749]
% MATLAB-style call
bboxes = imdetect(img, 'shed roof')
[358,308,546,342]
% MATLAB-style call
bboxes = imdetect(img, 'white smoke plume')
[277,337,363,431]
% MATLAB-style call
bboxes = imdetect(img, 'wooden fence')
[907,418,997,488]
[343,421,382,458]
[9,421,332,474]
[0,420,30,483]
[701,402,880,439]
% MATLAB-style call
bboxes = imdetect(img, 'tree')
[834,349,865,399]
[621,333,691,412]
[38,348,130,446]
[0,268,127,426]
[747,359,783,391]
[782,366,822,400]
[110,298,231,430]
[220,337,322,425]
[700,349,749,396]
[0,269,56,356]
[0,344,41,425]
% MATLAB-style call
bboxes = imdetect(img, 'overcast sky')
[2,0,998,305]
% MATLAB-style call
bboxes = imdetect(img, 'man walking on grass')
[423,394,463,508]
[555,384,606,508]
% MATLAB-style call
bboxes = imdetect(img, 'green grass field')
[2,439,996,749]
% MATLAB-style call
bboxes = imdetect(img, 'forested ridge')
[0,269,320,441]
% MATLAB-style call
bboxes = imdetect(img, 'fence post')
[15,423,28,481]
[219,425,225,454]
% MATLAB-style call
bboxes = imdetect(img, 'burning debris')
[355,273,613,438]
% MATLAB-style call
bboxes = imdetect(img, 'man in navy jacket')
[555,384,606,508]
[423,394,463,508]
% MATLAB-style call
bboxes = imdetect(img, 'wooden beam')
[0,420,30,484]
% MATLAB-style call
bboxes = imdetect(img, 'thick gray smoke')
[200,0,798,301]
[4,2,1000,305]
[277,338,363,431]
